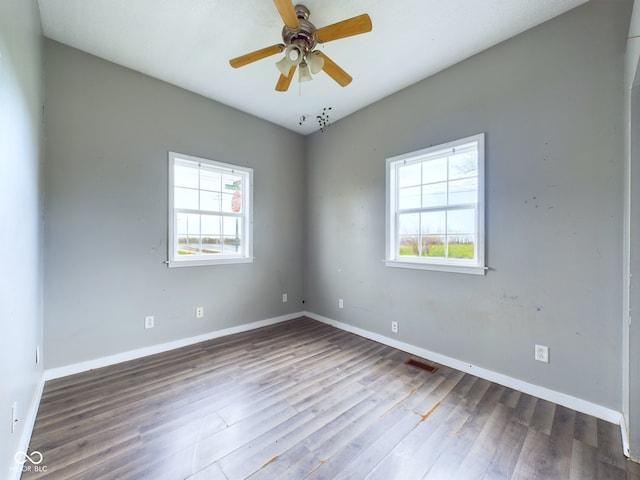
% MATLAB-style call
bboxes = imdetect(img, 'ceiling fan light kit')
[275,45,303,76]
[229,1,372,92]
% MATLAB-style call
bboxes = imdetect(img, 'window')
[168,152,253,267]
[385,133,485,275]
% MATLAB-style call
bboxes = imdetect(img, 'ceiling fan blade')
[272,0,299,30]
[229,44,285,69]
[275,65,297,92]
[315,14,372,43]
[316,52,352,87]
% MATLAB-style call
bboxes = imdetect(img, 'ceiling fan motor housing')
[281,4,316,51]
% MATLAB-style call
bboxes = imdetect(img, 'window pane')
[223,173,243,214]
[176,213,201,255]
[398,213,420,257]
[398,162,421,188]
[421,211,446,235]
[200,214,221,255]
[200,191,221,212]
[200,245,219,255]
[223,216,240,235]
[399,235,419,256]
[200,168,221,192]
[187,214,200,235]
[398,213,420,235]
[449,151,477,180]
[201,214,221,235]
[447,209,475,234]
[174,164,199,188]
[447,235,475,259]
[423,235,446,257]
[422,182,447,208]
[449,178,477,205]
[222,174,243,193]
[223,216,242,254]
[177,236,198,256]
[176,213,187,235]
[176,213,200,235]
[202,241,221,254]
[221,192,236,213]
[422,158,447,184]
[201,240,222,255]
[224,238,242,254]
[174,187,198,210]
[398,186,421,210]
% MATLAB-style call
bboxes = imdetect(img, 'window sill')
[384,259,486,275]
[168,256,254,268]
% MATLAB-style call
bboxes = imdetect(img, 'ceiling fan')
[229,0,372,92]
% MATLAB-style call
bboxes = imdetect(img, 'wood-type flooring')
[22,317,640,479]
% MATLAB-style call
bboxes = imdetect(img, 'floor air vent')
[405,358,438,373]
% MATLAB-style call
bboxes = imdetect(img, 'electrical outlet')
[11,402,17,434]
[338,298,344,309]
[535,344,549,363]
[196,307,204,319]
[391,321,399,334]
[282,293,288,303]
[144,316,155,329]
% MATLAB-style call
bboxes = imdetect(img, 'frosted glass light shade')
[298,62,312,82]
[307,51,324,74]
[276,56,294,76]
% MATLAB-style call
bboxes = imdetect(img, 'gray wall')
[43,41,305,368]
[305,0,630,410]
[0,0,44,476]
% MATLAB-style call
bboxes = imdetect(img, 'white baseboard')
[44,312,305,381]
[9,374,45,480]
[305,311,623,426]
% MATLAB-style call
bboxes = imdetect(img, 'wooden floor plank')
[449,402,513,478]
[245,443,321,480]
[422,383,508,479]
[334,409,421,480]
[365,389,468,480]
[186,462,228,480]
[301,373,430,461]
[482,418,528,480]
[545,405,576,479]
[569,439,599,480]
[306,404,420,479]
[23,317,636,480]
[529,398,556,436]
[218,385,374,480]
[513,393,537,427]
[574,410,598,448]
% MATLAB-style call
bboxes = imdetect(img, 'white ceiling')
[37,0,587,135]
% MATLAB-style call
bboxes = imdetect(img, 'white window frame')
[385,133,486,275]
[168,152,253,267]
